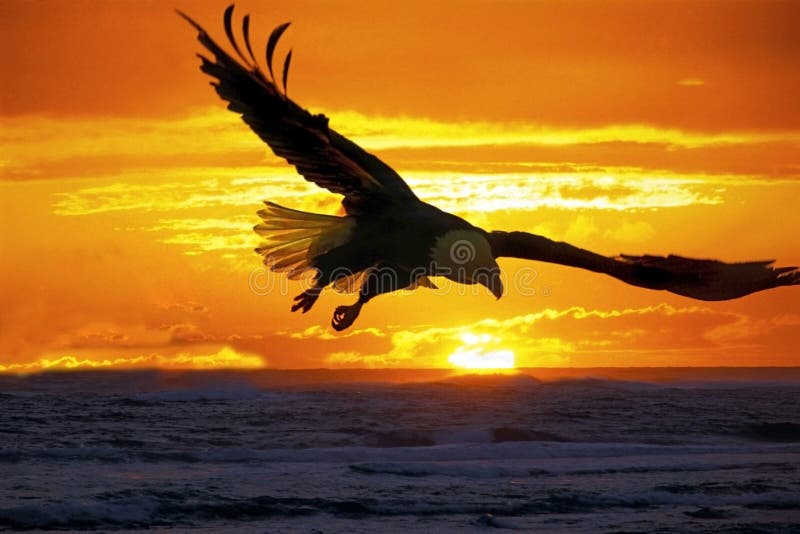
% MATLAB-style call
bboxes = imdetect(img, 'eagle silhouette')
[179,6,799,331]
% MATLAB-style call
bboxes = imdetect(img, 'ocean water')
[1,369,799,532]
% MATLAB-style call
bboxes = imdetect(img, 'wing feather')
[266,21,291,82]
[242,15,259,67]
[488,230,800,301]
[282,49,293,95]
[178,5,418,214]
[223,4,250,66]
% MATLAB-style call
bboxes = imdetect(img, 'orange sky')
[1,0,799,373]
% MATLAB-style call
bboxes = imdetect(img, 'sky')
[1,0,799,373]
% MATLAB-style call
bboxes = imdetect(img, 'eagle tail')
[254,201,354,279]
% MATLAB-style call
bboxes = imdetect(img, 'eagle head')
[430,229,504,299]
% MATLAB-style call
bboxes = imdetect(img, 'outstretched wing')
[488,230,800,301]
[178,5,418,214]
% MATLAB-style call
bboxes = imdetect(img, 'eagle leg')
[291,287,322,313]
[330,263,426,330]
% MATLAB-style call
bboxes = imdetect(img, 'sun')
[447,332,515,372]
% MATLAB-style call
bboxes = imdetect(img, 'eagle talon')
[331,302,362,331]
[291,289,320,313]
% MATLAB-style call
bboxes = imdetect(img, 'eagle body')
[256,197,500,329]
[181,6,798,332]
[354,202,475,267]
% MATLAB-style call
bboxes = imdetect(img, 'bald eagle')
[179,6,799,331]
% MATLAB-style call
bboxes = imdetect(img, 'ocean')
[1,368,799,532]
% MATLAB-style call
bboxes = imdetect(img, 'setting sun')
[447,333,515,370]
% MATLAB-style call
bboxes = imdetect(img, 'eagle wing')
[488,230,800,301]
[178,5,418,214]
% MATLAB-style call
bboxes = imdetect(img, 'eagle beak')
[481,269,504,300]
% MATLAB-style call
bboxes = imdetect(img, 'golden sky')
[1,0,799,373]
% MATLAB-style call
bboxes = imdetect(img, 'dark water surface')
[1,369,799,532]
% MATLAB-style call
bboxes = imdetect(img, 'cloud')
[0,111,262,179]
[0,346,265,374]
[5,107,800,184]
[703,313,800,344]
[326,351,394,368]
[289,324,386,340]
[167,323,212,344]
[327,109,799,150]
[47,321,264,352]
[156,301,209,314]
[50,172,327,216]
[57,323,171,350]
[302,303,786,369]
[160,232,257,256]
[51,168,727,223]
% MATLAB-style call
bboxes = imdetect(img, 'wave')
[4,440,799,467]
[540,377,665,391]
[2,485,798,530]
[0,493,371,530]
[433,373,542,388]
[349,462,545,478]
[131,385,263,402]
[436,374,800,392]
[739,422,800,443]
[366,426,567,448]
